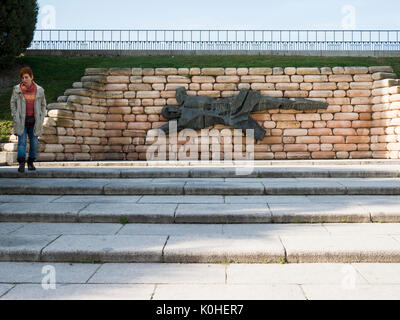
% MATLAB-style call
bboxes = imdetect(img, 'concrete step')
[2,262,400,300]
[1,166,400,178]
[1,177,400,195]
[1,222,400,263]
[0,195,400,223]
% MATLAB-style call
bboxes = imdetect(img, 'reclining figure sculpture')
[160,87,329,141]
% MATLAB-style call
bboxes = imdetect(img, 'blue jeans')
[17,127,38,160]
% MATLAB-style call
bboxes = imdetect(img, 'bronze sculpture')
[160,87,329,141]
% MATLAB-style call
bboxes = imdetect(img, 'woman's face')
[21,74,33,87]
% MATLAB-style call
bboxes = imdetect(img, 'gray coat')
[10,83,47,137]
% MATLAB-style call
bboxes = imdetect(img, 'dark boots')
[17,157,25,173]
[27,157,36,171]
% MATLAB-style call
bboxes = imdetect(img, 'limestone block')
[55,119,74,128]
[237,68,249,75]
[92,129,106,137]
[372,72,398,81]
[178,68,190,76]
[82,105,107,114]
[44,144,64,153]
[58,136,77,144]
[337,82,350,90]
[266,75,290,83]
[389,94,400,102]
[192,76,216,83]
[224,68,237,75]
[296,114,321,121]
[108,107,131,114]
[238,83,251,90]
[84,137,101,145]
[284,67,297,75]
[105,84,128,91]
[351,97,371,105]
[201,68,225,76]
[106,99,129,107]
[308,128,332,136]
[344,67,369,74]
[221,91,239,97]
[283,129,307,136]
[332,67,345,74]
[290,75,304,83]
[304,75,328,83]
[123,92,137,99]
[309,90,333,98]
[201,83,213,91]
[106,76,130,84]
[167,75,190,83]
[240,75,265,83]
[300,83,312,91]
[261,91,283,98]
[284,91,308,98]
[276,83,299,91]
[198,91,220,98]
[105,91,124,99]
[67,95,91,105]
[372,79,400,89]
[130,76,143,84]
[216,76,240,83]
[107,68,131,76]
[248,68,272,75]
[143,76,167,83]
[154,99,167,106]
[347,90,371,98]
[136,91,161,99]
[369,66,394,73]
[251,83,275,90]
[81,75,107,83]
[329,75,353,82]
[313,83,337,90]
[350,82,373,90]
[82,82,105,91]
[273,67,284,75]
[296,68,320,75]
[334,113,359,120]
[39,135,58,144]
[353,74,373,82]
[43,117,56,127]
[105,122,127,130]
[155,68,178,75]
[327,121,351,128]
[144,107,163,114]
[214,83,237,91]
[189,68,201,76]
[108,137,132,145]
[74,153,91,161]
[320,67,333,75]
[333,90,346,98]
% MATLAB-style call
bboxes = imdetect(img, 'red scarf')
[20,82,37,116]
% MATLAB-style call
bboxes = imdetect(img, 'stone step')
[1,166,400,178]
[1,223,400,263]
[0,195,399,223]
[1,177,400,195]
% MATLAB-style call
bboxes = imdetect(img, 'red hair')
[19,67,34,80]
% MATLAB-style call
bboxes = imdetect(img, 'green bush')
[0,0,38,69]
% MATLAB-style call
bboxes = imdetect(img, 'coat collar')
[15,83,43,94]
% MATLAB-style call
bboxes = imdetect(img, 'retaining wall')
[4,66,400,161]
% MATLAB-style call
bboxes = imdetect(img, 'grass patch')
[0,54,399,143]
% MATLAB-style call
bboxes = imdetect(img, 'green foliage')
[0,0,38,69]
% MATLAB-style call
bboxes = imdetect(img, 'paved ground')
[1,262,400,300]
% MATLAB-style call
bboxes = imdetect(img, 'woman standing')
[10,67,47,173]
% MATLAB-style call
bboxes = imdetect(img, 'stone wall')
[4,66,400,161]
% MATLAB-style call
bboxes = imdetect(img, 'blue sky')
[36,0,400,30]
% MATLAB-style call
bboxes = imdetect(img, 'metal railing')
[28,29,400,51]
